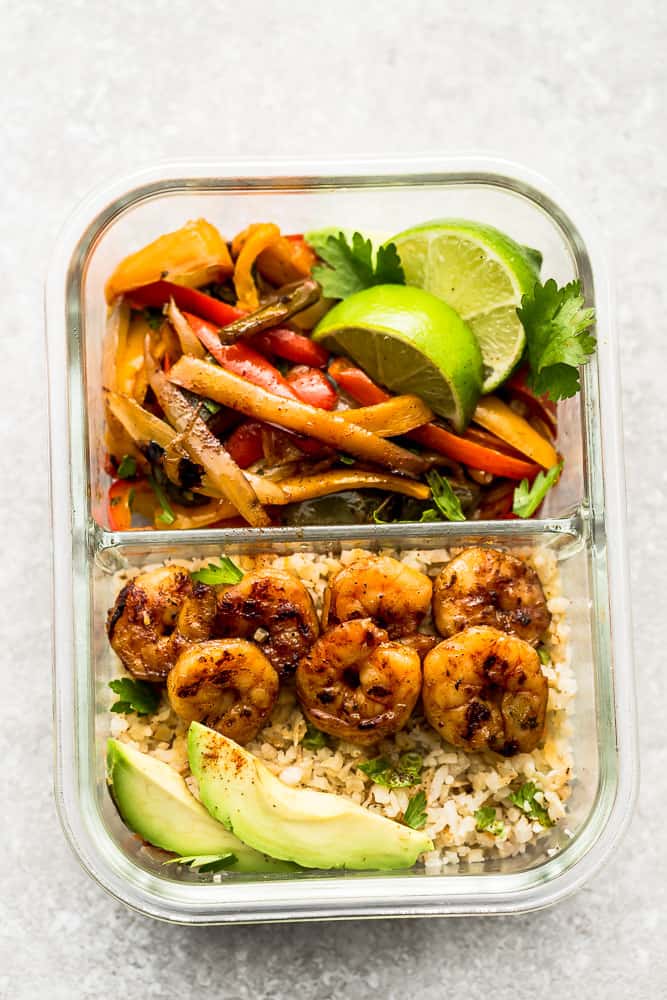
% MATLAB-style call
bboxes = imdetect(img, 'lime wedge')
[389,220,540,392]
[313,284,483,431]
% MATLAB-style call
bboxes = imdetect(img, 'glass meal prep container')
[47,158,636,922]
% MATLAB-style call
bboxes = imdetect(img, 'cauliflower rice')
[109,546,575,869]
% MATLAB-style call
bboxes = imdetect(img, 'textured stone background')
[1,2,665,997]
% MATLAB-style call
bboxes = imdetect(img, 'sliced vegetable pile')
[102,217,596,529]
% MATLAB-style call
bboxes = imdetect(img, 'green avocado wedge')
[188,722,433,870]
[106,739,294,873]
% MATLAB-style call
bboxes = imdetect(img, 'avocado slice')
[188,722,433,870]
[106,739,293,873]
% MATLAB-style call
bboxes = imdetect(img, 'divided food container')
[47,158,636,922]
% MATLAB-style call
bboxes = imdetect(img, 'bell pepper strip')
[252,328,330,368]
[276,470,430,504]
[233,223,281,310]
[505,365,557,435]
[285,366,338,410]
[127,281,244,327]
[105,219,233,303]
[224,422,265,468]
[216,279,321,344]
[329,358,541,480]
[168,356,429,478]
[336,395,434,437]
[256,235,316,286]
[107,478,154,531]
[472,396,559,469]
[146,357,270,528]
[183,312,297,400]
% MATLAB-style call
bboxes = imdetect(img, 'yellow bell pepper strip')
[256,235,316,285]
[105,219,233,303]
[168,356,429,478]
[472,396,559,470]
[233,223,281,310]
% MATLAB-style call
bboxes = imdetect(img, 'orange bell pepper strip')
[328,357,541,481]
[256,236,316,286]
[107,478,154,530]
[233,223,281,311]
[105,219,233,303]
[472,396,559,469]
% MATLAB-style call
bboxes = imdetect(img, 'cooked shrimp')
[422,626,548,755]
[323,555,433,638]
[432,547,550,645]
[107,565,216,682]
[214,569,319,676]
[167,639,279,744]
[296,618,422,744]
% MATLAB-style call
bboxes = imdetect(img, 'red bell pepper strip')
[285,366,338,410]
[183,312,296,400]
[329,357,541,481]
[224,422,265,469]
[183,313,331,456]
[505,366,558,435]
[128,281,244,327]
[251,328,330,368]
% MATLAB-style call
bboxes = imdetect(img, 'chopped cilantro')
[509,781,553,827]
[513,461,563,518]
[301,722,330,751]
[537,645,551,666]
[116,454,137,479]
[403,791,428,830]
[203,398,222,415]
[312,231,405,299]
[475,806,505,837]
[426,470,466,522]
[148,475,176,526]
[358,751,423,788]
[141,307,164,331]
[517,279,596,402]
[190,556,243,585]
[339,454,356,466]
[108,677,160,716]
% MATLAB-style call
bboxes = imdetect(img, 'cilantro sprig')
[475,805,505,837]
[116,454,137,479]
[301,721,330,751]
[517,279,596,402]
[108,677,160,716]
[190,556,243,585]
[509,781,553,827]
[512,461,563,518]
[426,470,466,522]
[358,751,423,788]
[312,231,405,299]
[403,790,428,830]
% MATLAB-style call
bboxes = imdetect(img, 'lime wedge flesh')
[389,220,540,392]
[313,284,483,431]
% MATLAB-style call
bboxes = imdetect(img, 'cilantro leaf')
[141,307,164,331]
[509,781,553,827]
[108,677,160,716]
[358,752,423,788]
[372,502,441,525]
[339,454,356,466]
[148,475,176,526]
[475,805,505,837]
[403,791,428,830]
[517,278,596,402]
[512,461,563,518]
[116,454,137,479]
[426,470,466,522]
[301,721,330,751]
[537,645,551,666]
[163,853,236,873]
[190,556,243,585]
[312,231,405,299]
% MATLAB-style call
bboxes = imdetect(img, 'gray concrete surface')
[1,1,665,997]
